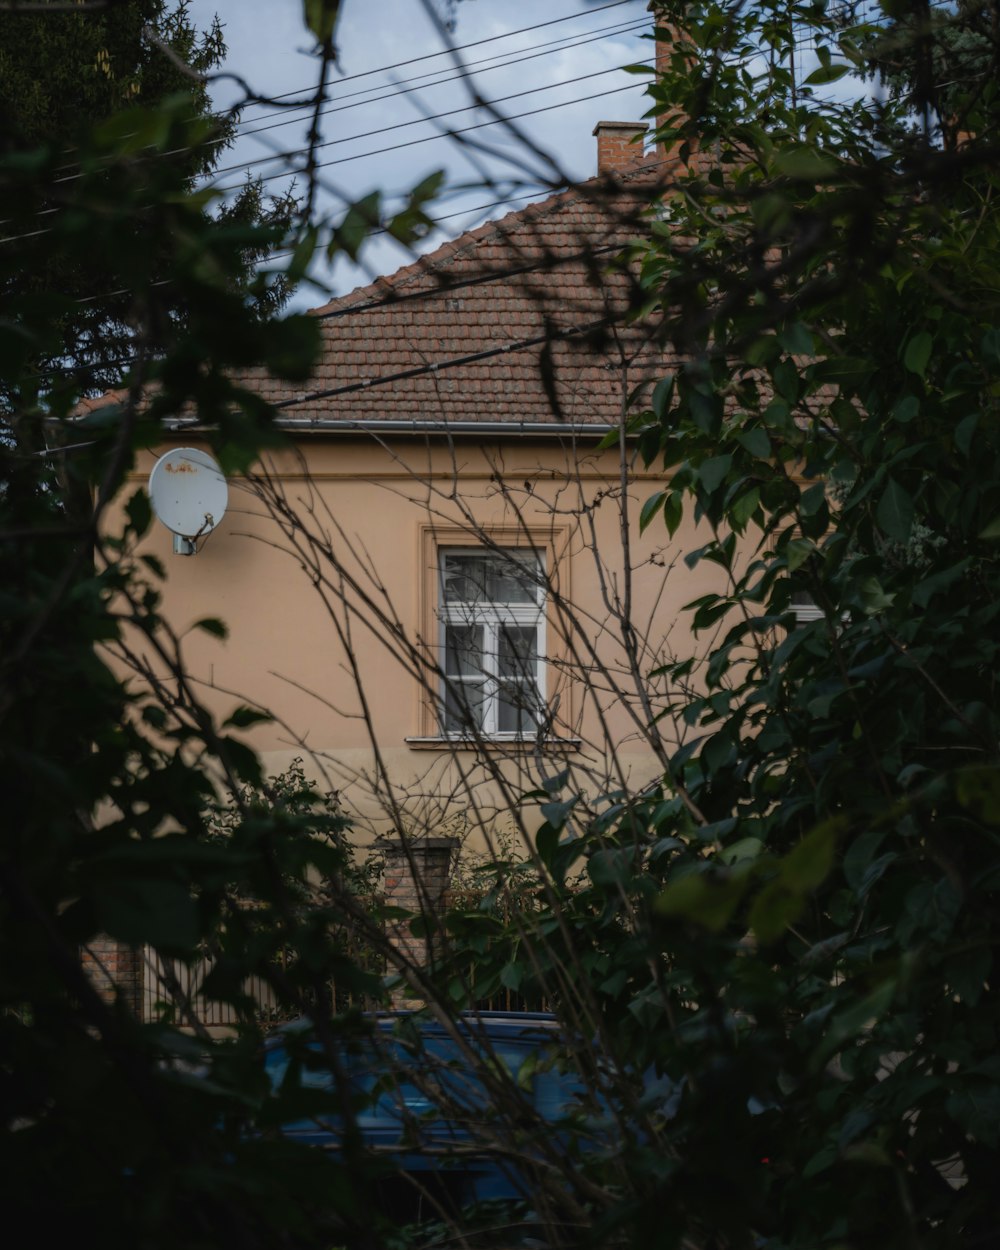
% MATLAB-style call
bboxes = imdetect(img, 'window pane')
[498,685,538,735]
[445,625,482,677]
[441,551,538,605]
[440,553,485,604]
[443,681,486,733]
[485,556,538,605]
[498,624,537,678]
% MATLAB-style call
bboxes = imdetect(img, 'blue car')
[263,1011,611,1232]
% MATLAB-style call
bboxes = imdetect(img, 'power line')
[231,16,648,140]
[6,0,951,237]
[3,16,650,239]
[274,316,610,409]
[41,13,647,192]
[230,0,643,123]
[210,57,654,187]
[138,314,615,419]
[216,79,648,197]
[0,74,648,247]
[41,0,643,179]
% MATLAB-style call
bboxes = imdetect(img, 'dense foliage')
[2,1,999,1248]
[0,4,431,1247]
[437,3,1000,1247]
[0,0,294,403]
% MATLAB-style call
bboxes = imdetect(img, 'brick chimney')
[650,5,703,173]
[593,120,649,174]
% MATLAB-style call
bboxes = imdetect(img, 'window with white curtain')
[438,548,545,737]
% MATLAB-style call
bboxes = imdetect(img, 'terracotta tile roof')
[256,160,682,429]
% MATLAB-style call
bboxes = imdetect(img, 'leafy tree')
[0,0,295,403]
[858,0,998,140]
[0,4,442,1247]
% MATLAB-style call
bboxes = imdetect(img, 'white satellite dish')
[148,448,228,556]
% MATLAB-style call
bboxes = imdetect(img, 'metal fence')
[141,890,543,1027]
[142,916,386,1028]
[142,948,289,1028]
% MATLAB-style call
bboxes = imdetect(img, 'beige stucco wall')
[117,432,726,854]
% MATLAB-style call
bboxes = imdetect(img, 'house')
[97,106,736,1012]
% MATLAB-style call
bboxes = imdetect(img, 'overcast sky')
[185,0,652,304]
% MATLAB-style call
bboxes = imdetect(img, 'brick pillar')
[593,120,649,174]
[81,935,144,1016]
[378,836,458,1004]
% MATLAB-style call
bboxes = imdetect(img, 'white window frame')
[437,547,546,739]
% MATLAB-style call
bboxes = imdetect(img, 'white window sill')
[404,735,581,752]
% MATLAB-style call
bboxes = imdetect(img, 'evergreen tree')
[0,0,294,399]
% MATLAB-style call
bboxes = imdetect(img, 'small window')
[439,549,545,737]
[790,588,824,624]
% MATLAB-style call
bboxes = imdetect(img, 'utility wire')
[216,79,648,196]
[210,57,654,186]
[0,74,648,247]
[232,17,648,139]
[4,0,951,234]
[145,314,615,422]
[42,13,648,190]
[230,0,642,122]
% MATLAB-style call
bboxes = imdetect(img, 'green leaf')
[731,486,761,529]
[811,357,875,387]
[956,766,1000,826]
[955,413,978,455]
[285,225,319,285]
[778,322,814,357]
[664,491,683,537]
[589,848,633,889]
[745,335,781,366]
[303,0,341,44]
[876,478,914,543]
[654,869,750,931]
[540,769,570,795]
[749,880,804,944]
[859,575,894,613]
[773,146,839,179]
[979,515,1000,540]
[640,491,667,532]
[804,63,851,85]
[893,394,919,424]
[652,374,674,420]
[719,837,764,866]
[773,358,800,401]
[812,979,896,1070]
[688,389,722,434]
[265,314,321,381]
[903,331,933,377]
[737,428,771,459]
[780,818,842,891]
[500,963,523,991]
[698,454,732,494]
[539,796,577,831]
[91,877,199,952]
[786,538,813,571]
[981,326,1000,367]
[219,736,262,785]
